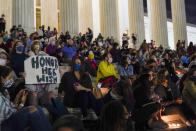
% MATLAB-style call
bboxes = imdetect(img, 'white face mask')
[45,39,49,43]
[108,58,113,63]
[0,58,6,66]
[34,45,40,50]
[98,42,103,47]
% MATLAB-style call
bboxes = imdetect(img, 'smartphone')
[73,82,79,87]
[97,83,102,89]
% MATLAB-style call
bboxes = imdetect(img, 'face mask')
[51,41,55,45]
[17,45,24,53]
[3,37,8,42]
[80,52,85,57]
[74,64,81,71]
[68,44,72,47]
[108,58,113,63]
[40,43,43,49]
[98,42,103,47]
[0,58,6,66]
[45,39,49,43]
[88,53,94,60]
[34,45,40,50]
[128,60,131,65]
[4,79,14,88]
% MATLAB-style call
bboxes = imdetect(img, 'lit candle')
[172,123,176,127]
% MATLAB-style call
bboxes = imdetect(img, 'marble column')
[60,0,79,35]
[92,0,101,39]
[12,0,36,35]
[147,0,169,48]
[78,0,93,34]
[0,0,12,32]
[41,0,58,31]
[128,0,145,47]
[171,0,188,47]
[100,0,120,42]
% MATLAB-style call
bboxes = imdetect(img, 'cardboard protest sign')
[24,56,60,84]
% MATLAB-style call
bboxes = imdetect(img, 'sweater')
[96,61,117,83]
[61,45,76,59]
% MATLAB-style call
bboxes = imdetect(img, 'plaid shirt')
[0,92,17,125]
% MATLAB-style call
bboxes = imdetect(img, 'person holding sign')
[26,40,57,106]
[29,40,47,56]
[0,66,51,131]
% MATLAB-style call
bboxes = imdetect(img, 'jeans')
[1,106,51,131]
[45,98,69,120]
[78,91,103,117]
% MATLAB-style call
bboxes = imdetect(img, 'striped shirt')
[0,92,17,125]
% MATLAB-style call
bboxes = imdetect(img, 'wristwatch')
[19,103,24,107]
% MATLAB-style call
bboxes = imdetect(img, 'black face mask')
[131,53,136,56]
[147,81,154,88]
[149,66,154,69]
[131,55,135,59]
[124,46,128,49]
[166,74,170,80]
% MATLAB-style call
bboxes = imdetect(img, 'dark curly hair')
[100,100,127,131]
[0,65,12,96]
[51,115,85,131]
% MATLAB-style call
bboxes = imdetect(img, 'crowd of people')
[0,14,196,131]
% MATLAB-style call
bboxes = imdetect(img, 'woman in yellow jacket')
[96,52,118,85]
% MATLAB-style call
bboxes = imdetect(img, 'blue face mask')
[74,64,81,71]
[4,79,14,88]
[17,45,24,53]
[80,52,85,57]
[51,41,55,45]
[40,43,43,49]
[3,37,8,42]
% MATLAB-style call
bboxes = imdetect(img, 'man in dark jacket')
[0,14,6,33]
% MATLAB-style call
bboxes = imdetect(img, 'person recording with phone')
[58,57,96,118]
[0,66,51,131]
